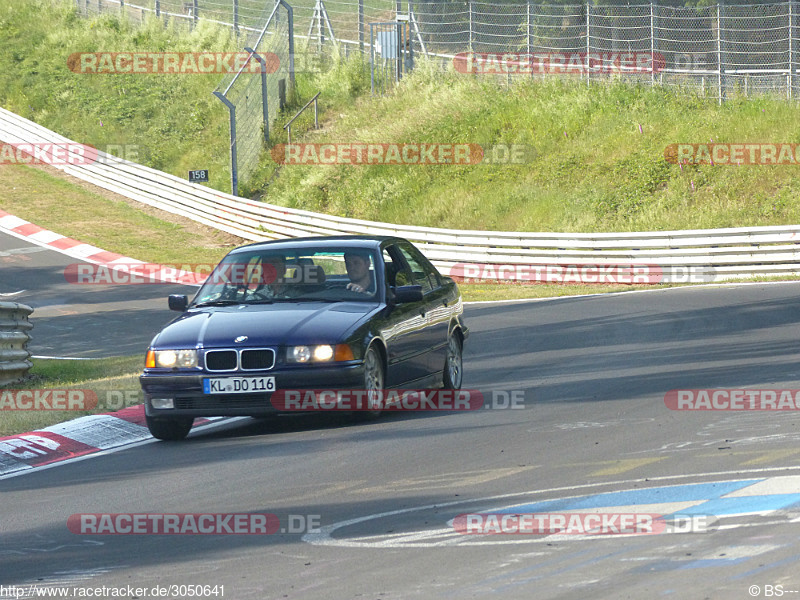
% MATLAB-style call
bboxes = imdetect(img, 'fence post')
[791,0,795,98]
[359,0,364,53]
[193,0,198,27]
[469,0,473,50]
[317,0,324,51]
[213,92,238,197]
[246,47,270,144]
[586,3,591,85]
[526,1,531,56]
[233,0,239,35]
[155,0,160,18]
[285,1,295,91]
[650,1,656,86]
[720,4,723,102]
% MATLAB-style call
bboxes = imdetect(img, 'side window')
[383,249,399,288]
[397,244,438,294]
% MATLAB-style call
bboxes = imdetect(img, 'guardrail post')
[0,302,34,386]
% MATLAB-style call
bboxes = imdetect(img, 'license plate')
[203,376,276,394]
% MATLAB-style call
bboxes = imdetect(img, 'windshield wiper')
[283,297,339,303]
[192,299,241,308]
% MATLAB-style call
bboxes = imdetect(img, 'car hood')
[152,302,382,348]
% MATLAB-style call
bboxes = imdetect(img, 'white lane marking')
[723,475,800,497]
[303,467,800,548]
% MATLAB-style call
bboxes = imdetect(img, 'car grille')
[241,349,274,370]
[205,350,237,371]
[175,395,275,411]
[204,348,275,372]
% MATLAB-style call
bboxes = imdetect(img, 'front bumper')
[140,363,365,418]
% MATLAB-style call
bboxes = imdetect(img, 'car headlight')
[146,349,198,369]
[287,344,354,363]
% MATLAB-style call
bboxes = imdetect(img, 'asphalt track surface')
[0,230,195,356]
[3,228,800,599]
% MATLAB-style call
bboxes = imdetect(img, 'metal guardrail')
[2,106,800,284]
[0,302,33,386]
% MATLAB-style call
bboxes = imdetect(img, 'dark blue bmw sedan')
[139,236,468,440]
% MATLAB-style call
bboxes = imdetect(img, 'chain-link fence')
[76,1,800,103]
[213,0,294,194]
[73,0,800,188]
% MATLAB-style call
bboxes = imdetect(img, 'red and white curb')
[0,209,204,285]
[0,406,222,479]
[0,211,223,479]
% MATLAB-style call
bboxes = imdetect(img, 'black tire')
[352,346,385,421]
[146,415,194,441]
[443,331,463,390]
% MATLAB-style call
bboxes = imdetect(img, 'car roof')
[228,235,406,255]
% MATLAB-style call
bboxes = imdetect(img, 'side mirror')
[392,285,423,304]
[168,294,188,312]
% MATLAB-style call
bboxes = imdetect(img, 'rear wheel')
[353,346,385,421]
[146,415,194,441]
[443,331,463,390]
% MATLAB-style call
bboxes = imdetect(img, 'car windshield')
[190,247,379,306]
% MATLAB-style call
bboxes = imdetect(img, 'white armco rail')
[2,106,800,284]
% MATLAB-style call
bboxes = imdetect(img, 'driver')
[344,250,374,294]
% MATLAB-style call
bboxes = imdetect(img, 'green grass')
[0,163,238,264]
[4,1,800,234]
[258,61,800,232]
[0,0,238,192]
[0,355,143,436]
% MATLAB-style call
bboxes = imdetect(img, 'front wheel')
[443,332,463,390]
[353,346,385,421]
[146,415,194,441]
